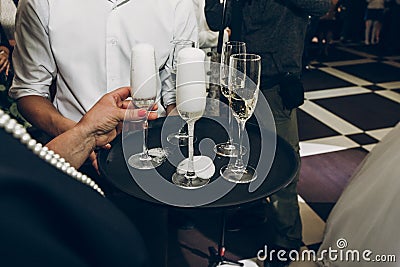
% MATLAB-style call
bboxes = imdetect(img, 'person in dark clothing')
[0,87,152,266]
[205,0,331,266]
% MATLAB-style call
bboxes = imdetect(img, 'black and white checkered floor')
[168,43,400,267]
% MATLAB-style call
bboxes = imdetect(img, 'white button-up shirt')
[10,0,198,122]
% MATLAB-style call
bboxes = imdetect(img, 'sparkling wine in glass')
[214,41,247,157]
[221,53,261,183]
[128,43,166,170]
[166,40,196,147]
[172,47,211,188]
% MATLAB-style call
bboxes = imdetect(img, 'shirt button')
[110,39,117,45]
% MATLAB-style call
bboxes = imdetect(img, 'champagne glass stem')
[178,124,187,136]
[227,96,234,145]
[141,119,150,160]
[186,121,196,178]
[234,120,246,169]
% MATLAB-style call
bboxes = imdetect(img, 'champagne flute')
[172,47,210,188]
[128,43,166,170]
[221,53,261,183]
[167,40,196,147]
[214,41,247,157]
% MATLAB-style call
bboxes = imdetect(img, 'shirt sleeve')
[160,0,199,108]
[9,0,56,100]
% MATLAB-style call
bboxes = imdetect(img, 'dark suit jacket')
[0,127,148,267]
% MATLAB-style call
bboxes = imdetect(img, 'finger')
[120,100,132,109]
[116,121,123,135]
[101,143,112,150]
[0,62,5,73]
[112,86,131,101]
[89,151,100,175]
[92,159,100,175]
[151,103,159,111]
[120,108,147,121]
[5,63,10,76]
[148,111,158,120]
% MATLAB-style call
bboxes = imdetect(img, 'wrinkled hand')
[77,86,158,149]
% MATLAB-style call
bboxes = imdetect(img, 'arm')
[46,87,156,169]
[10,0,61,135]
[17,96,76,136]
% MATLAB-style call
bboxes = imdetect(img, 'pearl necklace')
[0,108,104,196]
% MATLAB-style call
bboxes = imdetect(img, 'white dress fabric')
[317,123,400,266]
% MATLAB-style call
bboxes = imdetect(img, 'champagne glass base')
[167,132,196,147]
[220,164,257,184]
[214,142,247,157]
[172,173,210,189]
[128,148,167,170]
[176,156,215,179]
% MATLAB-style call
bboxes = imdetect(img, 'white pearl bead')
[5,121,15,133]
[0,114,10,126]
[20,133,31,143]
[59,158,66,164]
[53,154,60,160]
[47,150,55,156]
[0,109,4,116]
[39,149,47,158]
[27,139,37,149]
[56,162,63,169]
[50,158,58,165]
[13,124,24,131]
[33,143,43,154]
[89,181,95,187]
[13,125,26,138]
[76,173,83,179]
[66,167,74,175]
[82,175,88,182]
[71,170,78,178]
[61,164,68,172]
[41,146,49,152]
[45,154,53,162]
